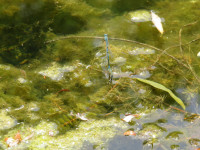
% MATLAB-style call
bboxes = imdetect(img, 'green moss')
[170,145,180,150]
[166,131,183,140]
[52,40,97,64]
[111,0,158,14]
[0,97,8,109]
[0,0,56,65]
[8,108,31,123]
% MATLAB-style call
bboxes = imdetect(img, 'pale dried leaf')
[151,11,164,34]
[197,51,200,57]
[76,113,88,121]
[122,115,135,122]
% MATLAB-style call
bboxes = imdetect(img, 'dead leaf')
[151,11,164,34]
[124,130,136,136]
[122,114,140,122]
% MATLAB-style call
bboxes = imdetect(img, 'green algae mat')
[0,0,200,149]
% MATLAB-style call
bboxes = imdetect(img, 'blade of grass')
[135,78,185,110]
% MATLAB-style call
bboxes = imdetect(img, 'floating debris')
[22,133,34,142]
[5,137,19,147]
[197,51,200,57]
[4,131,22,147]
[151,11,164,34]
[124,130,136,136]
[122,114,140,122]
[14,131,22,142]
[4,131,34,148]
[76,113,88,121]
[14,105,24,111]
[122,115,135,122]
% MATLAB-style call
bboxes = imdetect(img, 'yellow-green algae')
[38,62,75,81]
[0,109,17,130]
[128,10,151,22]
[0,0,200,149]
[2,118,128,149]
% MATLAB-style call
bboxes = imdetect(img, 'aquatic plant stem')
[45,35,161,51]
[164,103,187,113]
[165,103,200,121]
[105,79,120,97]
[179,21,198,56]
[46,35,200,83]
[45,35,183,65]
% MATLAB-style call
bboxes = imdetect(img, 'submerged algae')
[128,10,151,23]
[38,62,74,81]
[0,109,17,130]
[2,118,128,149]
[0,0,200,149]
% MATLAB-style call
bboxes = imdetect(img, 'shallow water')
[0,0,200,149]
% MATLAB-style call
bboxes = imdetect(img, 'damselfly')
[104,34,113,83]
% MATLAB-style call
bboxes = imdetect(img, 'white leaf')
[151,11,164,34]
[76,113,88,121]
[197,51,200,57]
[122,115,135,122]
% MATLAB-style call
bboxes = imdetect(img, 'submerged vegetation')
[0,0,200,149]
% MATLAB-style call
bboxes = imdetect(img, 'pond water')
[0,0,200,149]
